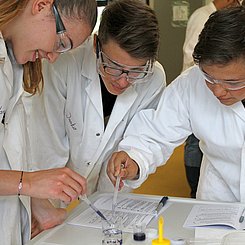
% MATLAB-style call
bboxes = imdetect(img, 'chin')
[15,56,27,65]
[219,100,235,106]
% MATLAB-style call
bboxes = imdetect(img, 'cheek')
[11,44,27,64]
[205,81,213,91]
[230,89,245,100]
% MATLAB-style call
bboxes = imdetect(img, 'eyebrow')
[102,52,148,69]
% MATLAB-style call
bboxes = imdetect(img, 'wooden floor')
[133,144,191,198]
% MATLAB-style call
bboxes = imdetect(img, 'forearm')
[0,167,87,202]
[0,170,24,195]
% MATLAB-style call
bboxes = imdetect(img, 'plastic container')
[221,231,245,245]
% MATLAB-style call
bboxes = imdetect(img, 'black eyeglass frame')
[52,2,73,53]
[95,36,154,84]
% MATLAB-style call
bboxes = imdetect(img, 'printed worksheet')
[184,204,245,230]
[68,194,171,232]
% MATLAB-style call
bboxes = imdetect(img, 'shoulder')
[150,61,167,88]
[188,3,215,24]
[167,66,207,101]
[43,37,93,77]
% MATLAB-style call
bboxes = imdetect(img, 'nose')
[46,52,60,63]
[116,74,131,88]
[211,84,228,97]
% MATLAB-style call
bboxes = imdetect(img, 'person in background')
[0,0,97,244]
[29,0,165,202]
[182,0,240,198]
[107,6,245,203]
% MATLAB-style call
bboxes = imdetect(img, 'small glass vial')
[101,215,123,245]
[133,223,146,242]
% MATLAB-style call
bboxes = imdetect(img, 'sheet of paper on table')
[184,204,245,230]
[68,194,171,232]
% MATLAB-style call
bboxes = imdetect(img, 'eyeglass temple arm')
[52,3,66,33]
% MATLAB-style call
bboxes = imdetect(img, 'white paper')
[68,194,170,232]
[184,205,245,230]
[195,227,235,240]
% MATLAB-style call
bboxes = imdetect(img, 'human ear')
[31,0,54,15]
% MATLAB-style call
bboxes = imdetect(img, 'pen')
[79,195,111,225]
[155,196,168,214]
[239,208,245,223]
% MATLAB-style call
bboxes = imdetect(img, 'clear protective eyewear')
[52,2,72,53]
[199,67,245,91]
[96,38,154,84]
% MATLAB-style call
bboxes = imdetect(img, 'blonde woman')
[0,0,97,244]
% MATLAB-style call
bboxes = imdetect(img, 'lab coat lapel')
[230,101,245,122]
[4,65,24,125]
[85,77,104,121]
[3,65,25,171]
[103,86,137,142]
[0,38,13,98]
[86,87,138,184]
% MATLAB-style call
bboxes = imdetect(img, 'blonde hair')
[0,0,43,94]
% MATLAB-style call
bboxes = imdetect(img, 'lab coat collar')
[0,33,13,90]
[229,101,245,122]
[80,37,98,83]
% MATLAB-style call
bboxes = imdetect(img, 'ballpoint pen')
[239,208,245,223]
[79,194,111,225]
[155,196,169,214]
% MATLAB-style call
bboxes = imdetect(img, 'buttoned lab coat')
[0,35,31,244]
[30,38,166,195]
[118,65,245,202]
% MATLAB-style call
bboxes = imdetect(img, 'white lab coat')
[182,2,216,71]
[0,35,31,244]
[118,65,245,202]
[29,37,166,195]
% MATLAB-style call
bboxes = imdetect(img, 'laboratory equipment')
[102,215,123,245]
[152,216,170,245]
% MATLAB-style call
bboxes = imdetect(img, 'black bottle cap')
[133,232,146,241]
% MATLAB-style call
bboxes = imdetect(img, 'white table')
[27,192,238,245]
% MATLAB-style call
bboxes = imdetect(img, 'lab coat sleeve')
[119,77,192,188]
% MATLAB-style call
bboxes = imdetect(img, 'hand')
[107,151,139,190]
[31,198,67,238]
[24,167,87,203]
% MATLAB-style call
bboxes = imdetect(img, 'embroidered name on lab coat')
[66,113,77,130]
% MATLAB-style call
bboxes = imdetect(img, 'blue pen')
[155,196,168,214]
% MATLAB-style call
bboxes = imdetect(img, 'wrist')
[17,171,24,196]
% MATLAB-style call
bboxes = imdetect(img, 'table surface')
[27,192,238,245]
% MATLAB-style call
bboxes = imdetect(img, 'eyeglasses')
[96,38,154,84]
[199,67,245,91]
[52,2,73,53]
